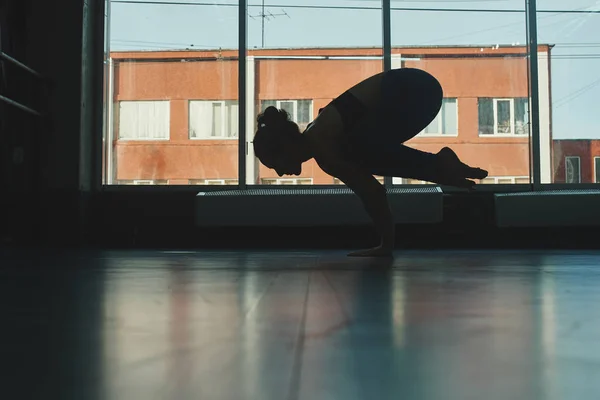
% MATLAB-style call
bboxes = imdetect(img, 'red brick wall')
[552,140,600,183]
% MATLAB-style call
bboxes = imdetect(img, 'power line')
[554,77,600,108]
[110,1,600,14]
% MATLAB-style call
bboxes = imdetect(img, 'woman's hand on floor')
[348,245,393,258]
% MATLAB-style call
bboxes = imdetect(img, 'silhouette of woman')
[253,67,488,257]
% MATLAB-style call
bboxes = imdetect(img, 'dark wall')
[1,0,103,244]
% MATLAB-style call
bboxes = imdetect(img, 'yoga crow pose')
[253,68,488,257]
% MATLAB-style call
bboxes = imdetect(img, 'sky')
[108,0,600,140]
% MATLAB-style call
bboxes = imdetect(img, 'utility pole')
[249,1,290,47]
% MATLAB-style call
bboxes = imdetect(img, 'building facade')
[105,45,556,185]
[553,139,600,184]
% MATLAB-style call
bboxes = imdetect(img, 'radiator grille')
[198,186,442,197]
[496,189,600,197]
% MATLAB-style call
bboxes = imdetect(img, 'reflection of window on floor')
[595,157,600,183]
[479,176,530,184]
[188,179,238,185]
[421,98,458,136]
[118,101,170,140]
[334,176,385,185]
[261,178,313,185]
[478,98,528,135]
[261,100,313,131]
[117,180,169,185]
[565,156,581,183]
[189,100,239,139]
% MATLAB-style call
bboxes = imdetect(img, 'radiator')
[196,186,443,227]
[495,189,600,227]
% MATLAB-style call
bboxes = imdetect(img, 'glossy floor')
[2,249,600,399]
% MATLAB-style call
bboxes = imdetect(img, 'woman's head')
[253,106,307,176]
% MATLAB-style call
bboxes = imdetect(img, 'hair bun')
[257,106,288,127]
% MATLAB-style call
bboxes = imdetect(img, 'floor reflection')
[3,249,600,399]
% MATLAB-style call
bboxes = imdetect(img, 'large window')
[539,4,600,184]
[596,157,600,184]
[246,1,383,186]
[391,3,532,186]
[102,2,600,188]
[103,1,239,185]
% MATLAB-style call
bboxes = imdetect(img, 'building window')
[261,100,313,130]
[479,176,530,184]
[565,156,581,183]
[421,98,458,135]
[261,178,313,185]
[189,100,239,139]
[118,101,170,140]
[117,180,169,185]
[334,177,385,185]
[595,157,600,183]
[189,179,239,185]
[478,98,528,136]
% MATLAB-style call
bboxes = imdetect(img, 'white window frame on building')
[116,180,169,185]
[478,97,529,136]
[261,178,314,185]
[334,177,385,185]
[118,100,170,141]
[189,100,239,140]
[189,179,239,185]
[565,156,581,183]
[479,176,530,184]
[420,98,458,136]
[260,99,313,130]
[493,98,515,135]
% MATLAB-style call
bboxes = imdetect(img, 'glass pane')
[443,99,458,135]
[496,100,512,134]
[212,103,223,137]
[538,2,600,184]
[424,113,441,134]
[279,101,295,119]
[565,157,581,183]
[247,1,382,185]
[392,2,531,186]
[478,98,494,136]
[514,98,529,135]
[596,158,600,183]
[103,1,239,185]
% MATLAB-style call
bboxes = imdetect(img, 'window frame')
[261,178,314,185]
[565,156,582,184]
[96,6,600,194]
[117,100,171,141]
[188,99,239,140]
[419,98,459,137]
[260,99,314,127]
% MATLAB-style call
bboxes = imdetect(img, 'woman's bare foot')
[437,147,488,180]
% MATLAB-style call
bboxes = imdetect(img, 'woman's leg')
[364,145,488,188]
[380,68,444,144]
[347,68,443,150]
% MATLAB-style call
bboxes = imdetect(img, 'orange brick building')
[553,139,600,183]
[104,45,558,185]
